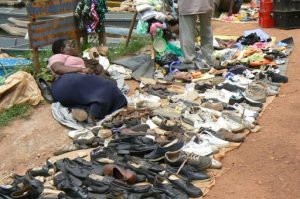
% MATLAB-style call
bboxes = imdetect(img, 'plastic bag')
[136,20,149,35]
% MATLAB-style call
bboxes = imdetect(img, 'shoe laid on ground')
[166,165,211,181]
[153,176,188,199]
[71,108,88,122]
[182,139,216,156]
[103,164,137,184]
[53,142,79,156]
[228,103,259,117]
[72,131,95,145]
[164,150,212,170]
[125,155,164,174]
[210,158,223,169]
[153,107,181,120]
[266,71,288,83]
[158,119,185,133]
[194,82,213,93]
[144,139,184,161]
[201,89,233,104]
[90,146,119,162]
[244,82,267,103]
[199,131,230,149]
[218,128,245,142]
[168,174,203,198]
[216,82,245,92]
[182,110,204,127]
[215,116,245,133]
[201,100,224,111]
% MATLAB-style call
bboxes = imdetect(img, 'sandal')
[174,72,192,82]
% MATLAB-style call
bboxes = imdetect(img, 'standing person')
[178,0,216,69]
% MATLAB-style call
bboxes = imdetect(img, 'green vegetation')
[108,36,152,60]
[0,103,32,128]
[18,50,54,82]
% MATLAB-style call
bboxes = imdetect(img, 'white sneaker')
[230,74,253,86]
[183,110,204,127]
[231,103,259,118]
[142,118,158,129]
[68,128,91,139]
[198,131,229,148]
[182,139,215,156]
[218,116,245,132]
[73,131,95,144]
[128,91,161,108]
[210,158,223,169]
[201,89,234,104]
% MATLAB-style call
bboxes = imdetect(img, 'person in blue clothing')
[48,39,127,122]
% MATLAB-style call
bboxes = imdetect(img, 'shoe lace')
[189,153,200,161]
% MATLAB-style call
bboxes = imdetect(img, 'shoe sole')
[192,177,212,183]
[147,156,165,162]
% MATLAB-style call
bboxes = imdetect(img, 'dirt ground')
[0,21,300,198]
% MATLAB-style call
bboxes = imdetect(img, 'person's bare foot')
[71,108,88,122]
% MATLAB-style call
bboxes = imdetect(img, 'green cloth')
[166,43,184,57]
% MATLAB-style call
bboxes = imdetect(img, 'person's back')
[178,0,213,15]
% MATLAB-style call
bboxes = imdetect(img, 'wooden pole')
[30,16,40,73]
[125,11,137,47]
[33,48,40,74]
[98,21,106,45]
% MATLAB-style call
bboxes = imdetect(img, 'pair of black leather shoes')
[5,173,44,199]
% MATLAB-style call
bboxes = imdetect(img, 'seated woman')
[49,39,127,121]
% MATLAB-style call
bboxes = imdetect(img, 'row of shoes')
[2,44,289,199]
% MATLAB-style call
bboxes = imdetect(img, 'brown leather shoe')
[218,128,245,142]
[103,164,137,184]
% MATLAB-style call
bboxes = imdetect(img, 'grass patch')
[108,36,152,60]
[0,103,32,128]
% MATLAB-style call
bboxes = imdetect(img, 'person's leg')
[179,14,196,63]
[198,11,217,66]
[233,0,243,14]
[213,0,222,17]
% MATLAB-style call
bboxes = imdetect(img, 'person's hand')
[81,67,93,74]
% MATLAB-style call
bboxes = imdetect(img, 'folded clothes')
[136,4,154,12]
[140,10,157,21]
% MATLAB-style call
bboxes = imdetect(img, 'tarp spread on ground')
[0,71,43,113]
[0,30,293,198]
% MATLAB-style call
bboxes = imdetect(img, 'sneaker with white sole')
[182,110,204,127]
[217,116,245,133]
[210,158,223,169]
[182,139,216,157]
[198,131,229,149]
